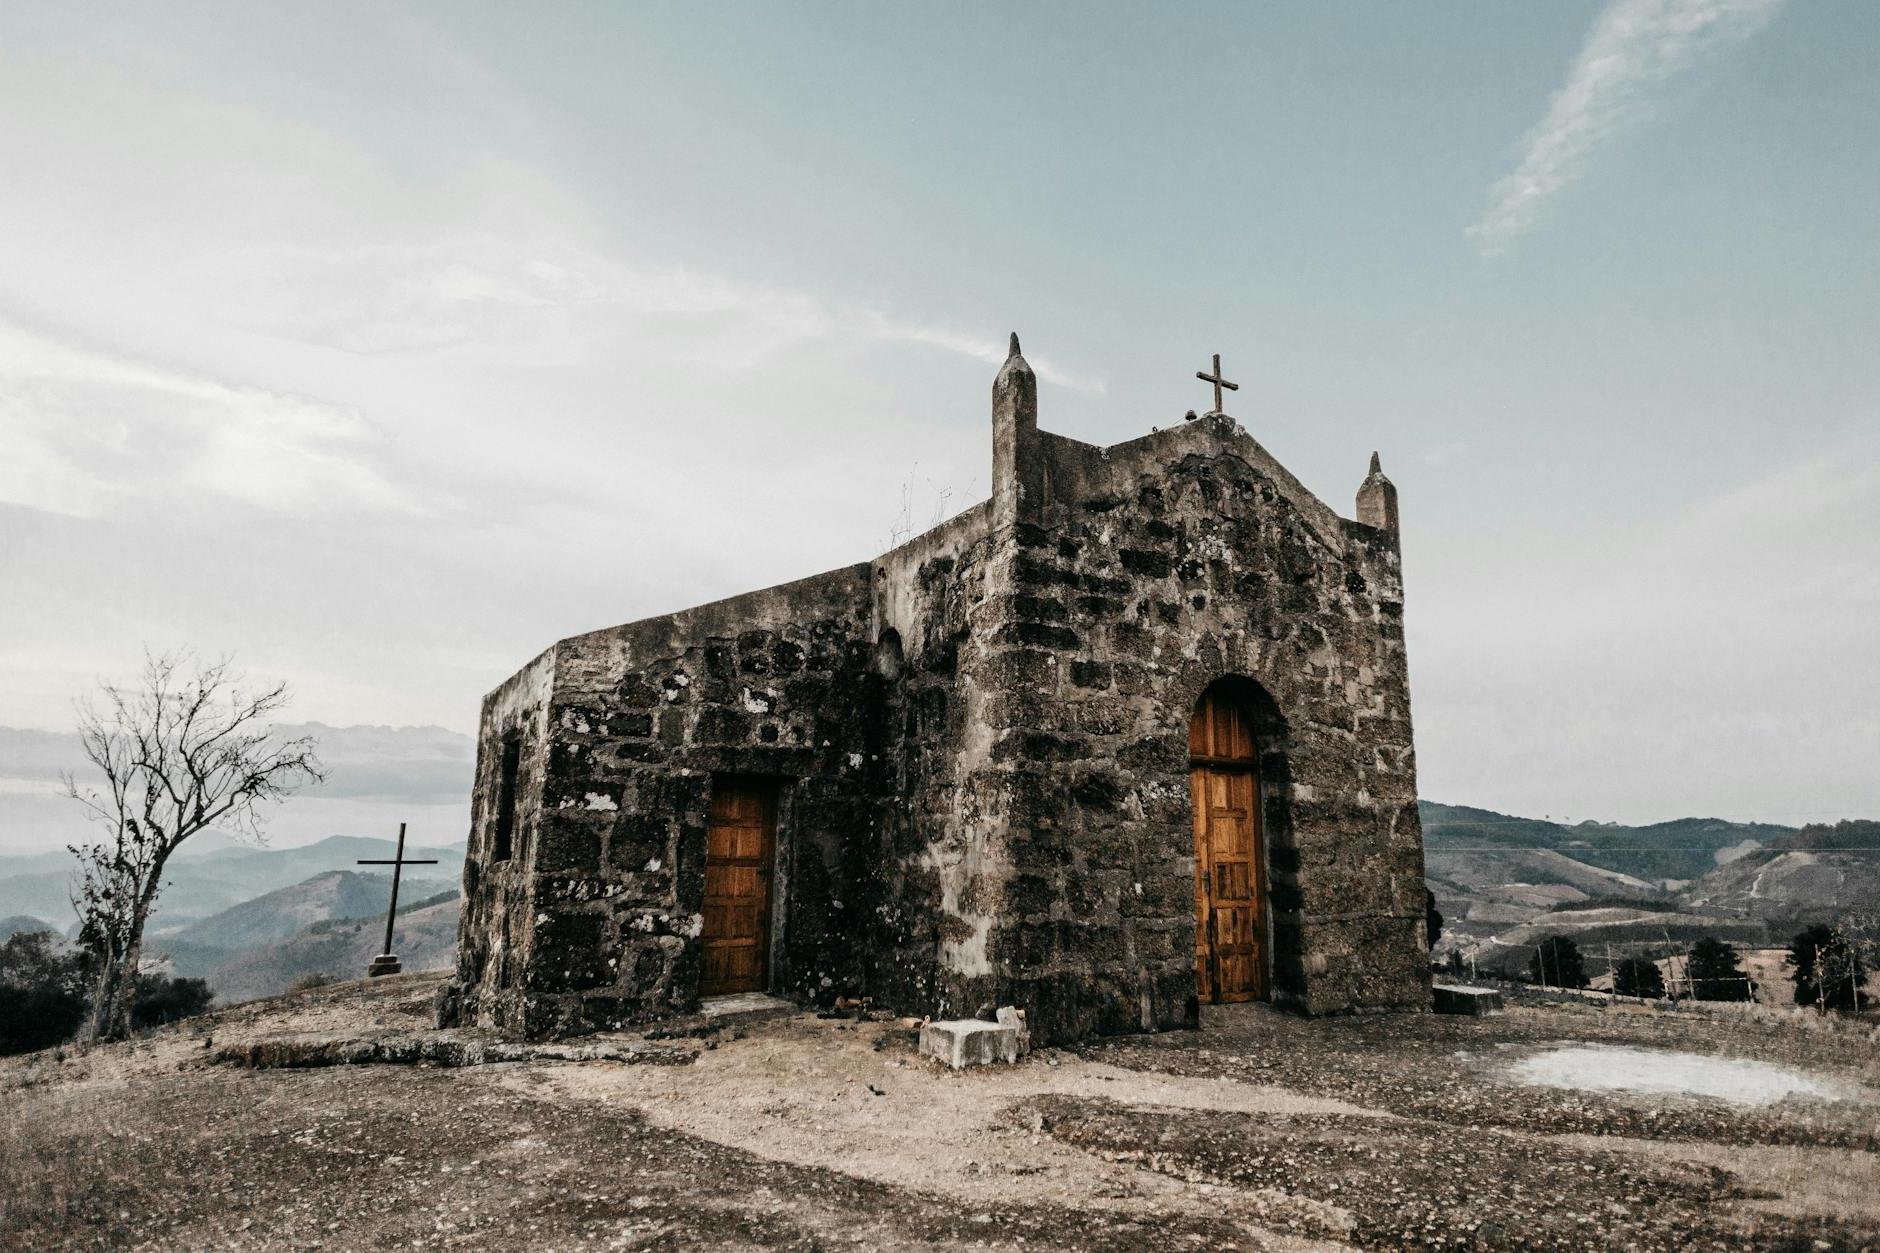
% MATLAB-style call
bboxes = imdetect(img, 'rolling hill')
[1421,802,1794,885]
[207,895,460,1004]
[1680,820,1880,928]
[0,834,465,934]
[148,868,458,979]
[1431,809,1880,970]
[0,914,58,942]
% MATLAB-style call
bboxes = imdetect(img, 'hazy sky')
[1,1,1875,828]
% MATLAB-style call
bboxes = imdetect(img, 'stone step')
[698,992,798,1024]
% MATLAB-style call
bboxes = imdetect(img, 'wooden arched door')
[1190,688,1268,1002]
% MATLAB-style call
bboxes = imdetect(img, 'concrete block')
[1432,983,1503,1016]
[920,1019,1021,1069]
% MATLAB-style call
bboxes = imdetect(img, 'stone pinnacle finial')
[996,332,1034,386]
[992,330,1039,531]
[1357,450,1399,534]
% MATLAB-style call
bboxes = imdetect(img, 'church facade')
[442,338,1430,1043]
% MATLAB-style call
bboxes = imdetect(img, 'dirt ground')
[2,974,1875,1251]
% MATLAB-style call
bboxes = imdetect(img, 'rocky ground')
[1,974,1875,1251]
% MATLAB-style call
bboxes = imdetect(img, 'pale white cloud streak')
[234,234,1105,392]
[864,319,1106,395]
[1470,0,1785,255]
[0,320,407,518]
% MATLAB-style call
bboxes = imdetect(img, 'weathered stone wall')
[449,339,1429,1042]
[453,648,554,1032]
[868,502,1001,1018]
[454,568,885,1037]
[970,410,1428,1041]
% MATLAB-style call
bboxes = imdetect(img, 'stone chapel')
[442,336,1430,1043]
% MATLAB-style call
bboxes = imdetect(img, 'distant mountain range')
[0,914,57,942]
[151,866,456,978]
[0,831,466,1002]
[0,833,465,935]
[193,889,460,1004]
[1421,802,1796,884]
[1425,803,1880,973]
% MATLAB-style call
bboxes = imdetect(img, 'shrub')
[1687,937,1752,1002]
[1528,936,1588,988]
[0,932,90,1055]
[130,974,215,1028]
[1613,957,1665,999]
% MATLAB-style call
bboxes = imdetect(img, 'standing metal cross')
[1195,353,1239,417]
[357,822,437,978]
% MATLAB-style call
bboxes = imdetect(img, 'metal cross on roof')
[1195,353,1239,417]
[356,821,438,978]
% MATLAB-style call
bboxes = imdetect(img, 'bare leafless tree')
[64,651,322,1041]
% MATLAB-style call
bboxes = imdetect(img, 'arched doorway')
[1190,684,1268,1002]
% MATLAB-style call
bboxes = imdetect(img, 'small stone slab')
[698,992,796,1024]
[1432,983,1504,1016]
[920,1019,1021,1069]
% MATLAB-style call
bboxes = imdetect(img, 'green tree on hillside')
[1788,923,1869,1012]
[1613,957,1665,999]
[1687,937,1752,1002]
[1528,935,1587,988]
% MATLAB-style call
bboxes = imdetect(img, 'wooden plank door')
[1191,691,1267,1002]
[699,776,776,997]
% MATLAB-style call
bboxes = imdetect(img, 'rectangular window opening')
[492,735,521,863]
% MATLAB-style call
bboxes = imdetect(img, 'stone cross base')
[366,954,403,978]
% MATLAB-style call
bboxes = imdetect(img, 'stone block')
[919,1018,1022,1069]
[995,1006,1031,1054]
[1432,983,1503,1016]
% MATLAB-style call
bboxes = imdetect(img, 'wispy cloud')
[867,320,1105,395]
[1470,0,1784,255]
[236,233,1107,393]
[0,319,408,518]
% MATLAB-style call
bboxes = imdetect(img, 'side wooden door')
[699,776,777,997]
[1190,691,1268,1002]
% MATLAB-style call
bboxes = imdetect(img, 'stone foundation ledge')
[212,1028,699,1070]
